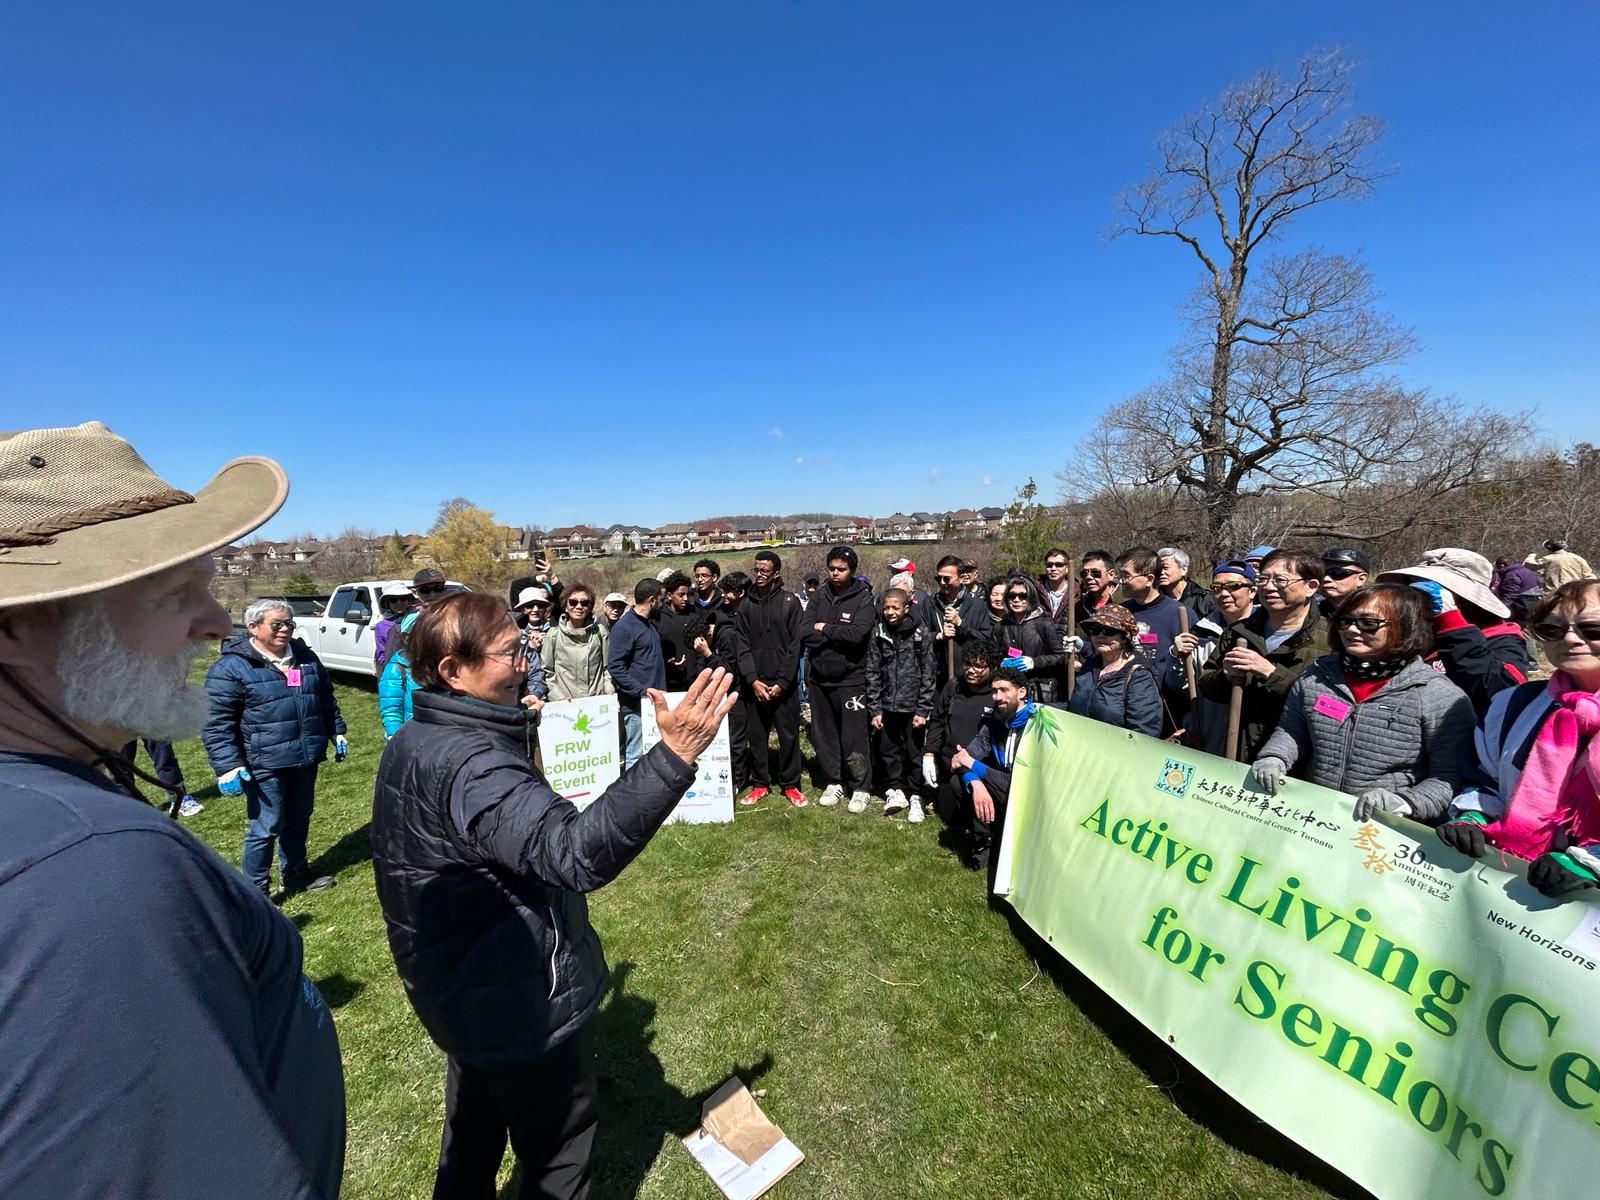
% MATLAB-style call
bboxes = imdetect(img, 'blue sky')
[3,2,1596,539]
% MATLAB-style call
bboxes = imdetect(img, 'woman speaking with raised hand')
[370,591,734,1199]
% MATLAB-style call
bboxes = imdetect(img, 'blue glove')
[334,735,348,763]
[1410,580,1456,615]
[1001,655,1028,670]
[217,767,252,796]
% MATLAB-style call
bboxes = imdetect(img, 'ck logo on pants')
[843,694,867,712]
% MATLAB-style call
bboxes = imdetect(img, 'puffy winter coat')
[801,578,877,686]
[1197,606,1328,763]
[866,618,936,717]
[1256,656,1476,823]
[379,611,422,737]
[541,618,612,701]
[1428,611,1529,717]
[1066,657,1163,738]
[370,688,695,1064]
[201,635,345,775]
[1165,607,1253,756]
[986,580,1066,703]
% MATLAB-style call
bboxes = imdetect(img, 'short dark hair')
[1044,547,1069,562]
[754,549,781,569]
[407,592,514,690]
[827,544,858,572]
[991,666,1031,691]
[1082,549,1115,569]
[1261,548,1323,583]
[682,613,709,644]
[693,559,721,578]
[662,571,691,592]
[936,554,962,571]
[634,578,664,603]
[1327,583,1435,659]
[883,587,911,607]
[1531,579,1600,627]
[1117,546,1159,576]
[718,570,750,593]
[962,643,997,668]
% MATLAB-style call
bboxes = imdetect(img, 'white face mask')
[56,597,212,741]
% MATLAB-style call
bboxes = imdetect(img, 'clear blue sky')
[3,2,1596,539]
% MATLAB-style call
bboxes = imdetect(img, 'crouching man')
[941,666,1042,880]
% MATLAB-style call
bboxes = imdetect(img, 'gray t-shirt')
[0,753,345,1199]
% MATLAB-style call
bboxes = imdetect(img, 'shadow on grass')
[309,819,374,878]
[998,907,1375,1200]
[498,962,773,1200]
[313,972,365,1010]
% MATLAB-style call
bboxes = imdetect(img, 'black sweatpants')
[744,688,800,789]
[874,712,921,794]
[433,1024,598,1200]
[809,680,870,792]
[121,739,187,793]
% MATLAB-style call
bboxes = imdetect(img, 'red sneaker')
[783,787,807,807]
[740,787,770,806]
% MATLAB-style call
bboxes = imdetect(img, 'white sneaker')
[847,791,871,814]
[178,796,204,817]
[818,784,844,807]
[908,796,925,824]
[883,788,909,815]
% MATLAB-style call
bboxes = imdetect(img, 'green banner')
[994,709,1600,1200]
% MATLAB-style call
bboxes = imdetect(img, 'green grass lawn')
[161,665,1358,1199]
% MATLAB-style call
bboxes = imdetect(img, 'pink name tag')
[285,668,303,688]
[1313,694,1351,722]
[1139,632,1158,644]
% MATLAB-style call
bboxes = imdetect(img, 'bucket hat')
[1378,548,1509,619]
[0,421,287,609]
[1081,603,1141,641]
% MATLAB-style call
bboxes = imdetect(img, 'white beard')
[55,599,212,742]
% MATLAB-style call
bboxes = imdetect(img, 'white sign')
[540,695,621,811]
[641,692,734,824]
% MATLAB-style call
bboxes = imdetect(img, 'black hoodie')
[735,577,804,687]
[800,577,876,686]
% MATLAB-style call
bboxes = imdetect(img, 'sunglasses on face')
[1530,619,1600,644]
[1322,566,1363,580]
[1045,561,1068,569]
[1080,569,1106,579]
[416,585,446,596]
[1007,591,1030,601]
[1335,614,1390,635]
[1210,581,1252,595]
[566,599,592,608]
[267,619,296,632]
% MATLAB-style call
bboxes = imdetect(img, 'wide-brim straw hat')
[0,421,287,609]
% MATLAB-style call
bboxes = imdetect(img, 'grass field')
[161,662,1362,1199]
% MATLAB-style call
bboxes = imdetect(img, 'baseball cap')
[412,567,445,587]
[888,557,915,572]
[1320,547,1373,573]
[603,592,626,605]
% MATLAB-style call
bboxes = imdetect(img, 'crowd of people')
[4,418,1598,1199]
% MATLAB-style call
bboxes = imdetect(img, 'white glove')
[1250,757,1288,795]
[1355,788,1412,820]
[217,767,252,796]
[1063,635,1084,655]
[1017,655,1034,671]
[334,735,349,762]
[921,756,938,788]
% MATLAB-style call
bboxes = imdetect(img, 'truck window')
[326,588,355,619]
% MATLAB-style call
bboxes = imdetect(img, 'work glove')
[1063,635,1084,655]
[334,735,348,763]
[1528,852,1600,898]
[1354,788,1412,820]
[1410,580,1457,615]
[1249,757,1288,796]
[217,767,252,796]
[1001,655,1034,671]
[921,756,938,789]
[1436,810,1489,858]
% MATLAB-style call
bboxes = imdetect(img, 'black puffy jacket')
[866,617,936,717]
[201,635,345,776]
[371,688,695,1064]
[986,580,1067,703]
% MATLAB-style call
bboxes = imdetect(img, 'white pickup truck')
[290,578,463,677]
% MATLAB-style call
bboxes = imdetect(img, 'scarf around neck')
[1339,652,1412,682]
[1484,671,1600,859]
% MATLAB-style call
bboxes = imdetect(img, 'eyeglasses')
[1045,560,1068,569]
[484,635,532,666]
[1210,582,1253,595]
[1259,574,1309,590]
[1080,568,1106,578]
[416,584,446,596]
[267,619,296,631]
[937,574,959,584]
[1530,619,1600,644]
[1335,614,1391,635]
[1322,566,1364,580]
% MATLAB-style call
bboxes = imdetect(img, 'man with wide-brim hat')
[0,421,344,1197]
[1378,547,1531,715]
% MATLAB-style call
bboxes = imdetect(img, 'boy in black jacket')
[923,644,997,805]
[866,588,936,821]
[801,545,877,812]
[735,552,806,805]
